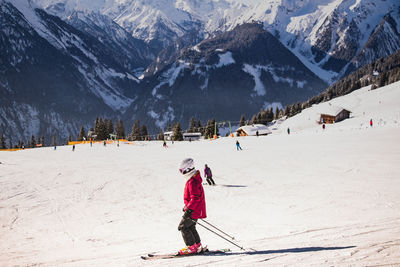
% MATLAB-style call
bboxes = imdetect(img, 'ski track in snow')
[1,82,400,266]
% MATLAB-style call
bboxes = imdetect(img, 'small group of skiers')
[177,158,217,255]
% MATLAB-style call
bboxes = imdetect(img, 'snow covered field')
[1,82,400,266]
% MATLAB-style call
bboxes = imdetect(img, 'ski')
[141,248,231,260]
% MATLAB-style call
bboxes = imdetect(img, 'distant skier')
[103,140,106,146]
[370,119,373,127]
[287,128,290,135]
[236,140,242,151]
[72,144,75,151]
[178,158,206,255]
[163,140,168,148]
[322,123,326,130]
[204,164,216,185]
[256,131,259,137]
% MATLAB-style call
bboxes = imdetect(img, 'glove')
[183,209,193,219]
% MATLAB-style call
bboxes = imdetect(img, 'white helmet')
[179,158,196,178]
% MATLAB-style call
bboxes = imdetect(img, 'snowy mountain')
[2,0,400,144]
[128,23,327,130]
[0,0,147,142]
[34,0,400,82]
[1,81,400,266]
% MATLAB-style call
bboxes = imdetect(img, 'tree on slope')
[141,125,148,141]
[187,117,196,133]
[0,134,6,149]
[157,128,164,140]
[239,115,246,127]
[115,120,125,139]
[78,126,87,141]
[130,120,141,141]
[31,135,36,148]
[172,122,183,141]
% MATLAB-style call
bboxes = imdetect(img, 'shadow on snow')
[213,246,356,256]
[217,184,247,188]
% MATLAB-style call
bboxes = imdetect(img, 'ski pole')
[200,219,235,240]
[195,220,245,251]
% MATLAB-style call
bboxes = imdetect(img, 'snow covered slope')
[277,81,400,134]
[1,82,399,266]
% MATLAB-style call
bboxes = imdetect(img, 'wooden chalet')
[319,106,351,124]
[236,124,271,136]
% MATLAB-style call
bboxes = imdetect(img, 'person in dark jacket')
[204,164,216,185]
[178,158,206,255]
[236,140,242,151]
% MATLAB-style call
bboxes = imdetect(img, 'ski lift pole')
[200,219,235,240]
[214,121,217,139]
[195,220,245,251]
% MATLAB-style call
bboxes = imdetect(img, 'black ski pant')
[206,177,216,185]
[178,217,200,246]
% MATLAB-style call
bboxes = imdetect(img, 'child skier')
[178,158,207,255]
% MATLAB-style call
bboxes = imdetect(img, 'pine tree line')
[303,50,400,110]
[3,51,399,148]
[249,50,400,123]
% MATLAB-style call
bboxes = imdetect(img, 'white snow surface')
[216,51,235,68]
[1,82,400,266]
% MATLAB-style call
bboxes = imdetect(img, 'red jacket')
[184,171,207,219]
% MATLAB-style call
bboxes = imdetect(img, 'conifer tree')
[204,119,218,138]
[239,115,246,126]
[0,134,6,149]
[52,134,57,146]
[267,107,274,123]
[157,128,164,140]
[94,117,100,136]
[188,117,196,133]
[196,120,203,135]
[116,120,125,139]
[41,136,45,146]
[106,119,114,136]
[203,120,212,139]
[274,107,281,120]
[172,122,183,141]
[78,126,87,141]
[250,114,257,125]
[141,125,148,141]
[257,113,263,124]
[9,139,12,149]
[167,123,172,132]
[284,105,291,117]
[130,120,141,141]
[31,135,36,148]
[68,135,72,143]
[97,118,108,140]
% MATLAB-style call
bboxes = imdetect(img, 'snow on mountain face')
[33,0,400,83]
[127,23,327,131]
[0,0,145,142]
[2,0,138,111]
